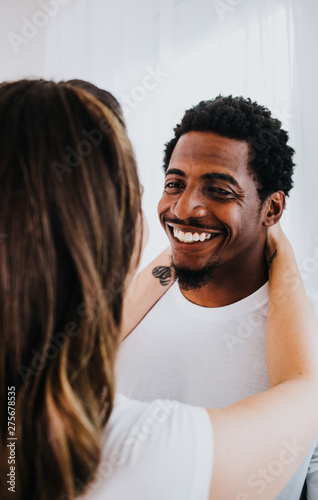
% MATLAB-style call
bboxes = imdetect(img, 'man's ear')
[262,191,285,227]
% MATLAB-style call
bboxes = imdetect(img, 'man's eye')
[165,182,183,190]
[208,187,231,196]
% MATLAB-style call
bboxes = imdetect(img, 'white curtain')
[1,0,318,291]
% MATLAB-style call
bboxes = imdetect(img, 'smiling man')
[159,130,282,306]
[116,96,318,499]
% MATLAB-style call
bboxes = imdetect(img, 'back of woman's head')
[0,79,141,500]
[66,79,126,128]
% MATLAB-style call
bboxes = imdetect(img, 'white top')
[81,393,213,500]
[117,281,270,406]
[116,281,318,500]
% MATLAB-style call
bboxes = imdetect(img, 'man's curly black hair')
[163,96,295,203]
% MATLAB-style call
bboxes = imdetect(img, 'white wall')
[1,0,318,290]
[0,0,48,80]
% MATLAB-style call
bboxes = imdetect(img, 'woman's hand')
[265,222,291,268]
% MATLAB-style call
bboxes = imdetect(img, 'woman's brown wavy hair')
[0,79,141,500]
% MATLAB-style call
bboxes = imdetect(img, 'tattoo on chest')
[267,249,278,269]
[152,266,171,286]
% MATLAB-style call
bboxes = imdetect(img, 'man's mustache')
[162,216,225,233]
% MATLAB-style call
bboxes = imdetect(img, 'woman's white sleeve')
[85,394,214,500]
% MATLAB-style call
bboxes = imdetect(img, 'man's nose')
[170,189,207,220]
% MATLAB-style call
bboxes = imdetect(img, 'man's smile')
[165,221,225,248]
[173,227,212,243]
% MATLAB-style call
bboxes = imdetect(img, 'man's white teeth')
[173,227,212,243]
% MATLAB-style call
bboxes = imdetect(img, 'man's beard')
[171,260,220,291]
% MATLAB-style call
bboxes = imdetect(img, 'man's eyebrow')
[165,168,185,178]
[201,172,240,188]
[165,168,241,189]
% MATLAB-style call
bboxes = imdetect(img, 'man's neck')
[180,257,268,308]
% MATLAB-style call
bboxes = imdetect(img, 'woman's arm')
[120,247,174,342]
[207,224,318,500]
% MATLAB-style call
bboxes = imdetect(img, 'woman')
[0,79,317,500]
